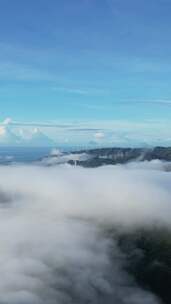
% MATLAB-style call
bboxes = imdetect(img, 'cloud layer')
[0,117,171,147]
[0,162,170,303]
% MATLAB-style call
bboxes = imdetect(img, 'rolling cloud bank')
[0,162,170,303]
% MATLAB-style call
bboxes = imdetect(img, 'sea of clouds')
[0,161,170,304]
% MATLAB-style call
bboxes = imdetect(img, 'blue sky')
[0,0,171,145]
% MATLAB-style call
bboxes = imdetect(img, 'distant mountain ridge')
[72,146,171,167]
[43,146,171,167]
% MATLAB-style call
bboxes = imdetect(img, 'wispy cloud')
[0,120,72,129]
[149,99,171,106]
[120,99,171,106]
[72,98,171,113]
[52,86,89,95]
[0,62,57,82]
[0,118,171,147]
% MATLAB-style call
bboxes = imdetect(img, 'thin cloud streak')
[0,122,72,128]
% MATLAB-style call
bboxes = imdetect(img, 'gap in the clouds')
[0,146,52,163]
[0,146,89,163]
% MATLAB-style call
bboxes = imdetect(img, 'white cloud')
[52,86,89,95]
[0,118,171,147]
[94,132,105,139]
[3,117,12,125]
[0,126,6,136]
[0,163,169,303]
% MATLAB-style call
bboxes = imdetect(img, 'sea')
[0,146,55,164]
